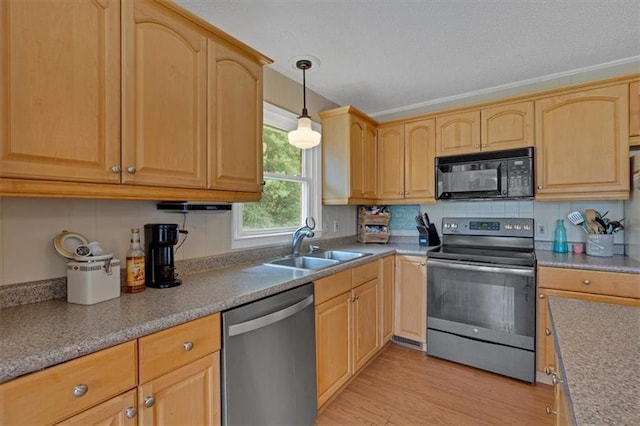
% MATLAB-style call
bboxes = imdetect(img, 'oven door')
[426,259,535,350]
[436,160,508,200]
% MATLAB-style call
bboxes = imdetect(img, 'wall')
[0,68,352,287]
[389,200,626,250]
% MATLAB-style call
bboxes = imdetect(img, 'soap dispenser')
[553,219,568,253]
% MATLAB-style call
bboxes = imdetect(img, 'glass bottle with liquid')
[552,219,568,253]
[125,228,146,293]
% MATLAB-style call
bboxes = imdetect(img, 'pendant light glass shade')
[288,116,321,149]
[288,59,321,149]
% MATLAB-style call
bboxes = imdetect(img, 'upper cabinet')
[378,119,435,203]
[481,101,534,151]
[208,42,264,192]
[535,84,629,201]
[320,106,378,204]
[435,110,480,156]
[0,0,270,201]
[434,102,533,157]
[630,80,640,147]
[122,0,207,188]
[0,0,121,183]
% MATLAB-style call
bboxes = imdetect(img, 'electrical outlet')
[333,221,339,233]
[538,224,546,236]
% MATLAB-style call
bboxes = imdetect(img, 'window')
[232,103,321,248]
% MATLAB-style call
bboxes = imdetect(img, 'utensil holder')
[586,234,614,257]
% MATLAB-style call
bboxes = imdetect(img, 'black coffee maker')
[144,224,183,288]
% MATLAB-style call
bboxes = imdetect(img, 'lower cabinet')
[314,260,382,408]
[0,313,221,425]
[393,255,427,344]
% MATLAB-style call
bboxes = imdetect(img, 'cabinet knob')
[144,396,156,408]
[551,373,563,386]
[111,165,121,173]
[481,144,487,148]
[125,407,137,419]
[544,366,555,376]
[260,180,266,186]
[73,384,88,397]
[545,328,552,336]
[404,192,408,195]
[474,144,480,148]
[545,406,557,416]
[127,166,137,174]
[537,185,543,190]
[399,192,403,195]
[420,262,426,266]
[183,341,194,351]
[539,294,545,299]
[583,279,591,285]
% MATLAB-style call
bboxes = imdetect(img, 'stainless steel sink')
[265,256,339,271]
[308,250,369,262]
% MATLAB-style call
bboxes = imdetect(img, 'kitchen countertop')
[536,250,640,274]
[0,242,426,383]
[548,297,640,426]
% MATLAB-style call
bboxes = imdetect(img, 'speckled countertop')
[0,242,426,383]
[548,297,640,426]
[536,250,640,274]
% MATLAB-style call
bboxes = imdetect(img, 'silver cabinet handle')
[474,144,480,148]
[539,294,545,299]
[544,366,555,376]
[111,165,121,173]
[481,144,487,148]
[183,341,194,351]
[398,192,403,195]
[537,185,543,190]
[73,384,88,397]
[144,396,155,408]
[551,373,563,386]
[127,166,137,174]
[420,262,426,267]
[125,407,137,419]
[545,406,557,416]
[583,279,591,285]
[545,328,552,336]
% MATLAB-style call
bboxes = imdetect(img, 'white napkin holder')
[67,258,120,305]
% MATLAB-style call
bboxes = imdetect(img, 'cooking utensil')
[585,209,601,234]
[567,211,584,225]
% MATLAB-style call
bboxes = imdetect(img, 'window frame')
[231,102,322,249]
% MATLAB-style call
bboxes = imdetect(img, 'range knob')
[504,224,513,230]
[523,224,531,230]
[451,223,458,229]
[444,223,451,229]
[514,224,522,230]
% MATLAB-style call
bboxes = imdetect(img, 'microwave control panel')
[507,157,533,197]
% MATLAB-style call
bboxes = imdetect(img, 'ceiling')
[175,0,640,118]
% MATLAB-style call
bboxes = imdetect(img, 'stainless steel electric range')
[426,217,536,383]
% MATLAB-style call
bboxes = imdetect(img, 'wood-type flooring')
[316,343,554,426]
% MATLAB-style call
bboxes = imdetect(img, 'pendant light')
[288,59,321,149]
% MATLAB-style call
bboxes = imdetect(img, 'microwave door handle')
[427,259,534,277]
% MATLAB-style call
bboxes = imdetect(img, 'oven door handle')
[426,259,535,277]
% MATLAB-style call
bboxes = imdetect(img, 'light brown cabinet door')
[535,84,629,200]
[138,353,220,426]
[352,279,379,373]
[377,124,405,200]
[630,81,640,146]
[536,291,555,374]
[481,101,534,151]
[315,292,352,408]
[435,110,480,156]
[380,256,395,344]
[363,123,378,198]
[209,42,263,192]
[393,255,427,344]
[56,389,137,426]
[404,118,436,201]
[349,117,366,198]
[122,0,207,188]
[0,0,120,183]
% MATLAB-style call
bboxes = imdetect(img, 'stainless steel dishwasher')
[221,283,317,426]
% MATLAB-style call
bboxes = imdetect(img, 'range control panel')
[442,217,534,238]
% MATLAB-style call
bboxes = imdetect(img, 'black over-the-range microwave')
[435,147,534,200]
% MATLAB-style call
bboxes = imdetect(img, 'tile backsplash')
[389,200,626,246]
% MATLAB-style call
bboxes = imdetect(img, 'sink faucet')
[291,217,316,256]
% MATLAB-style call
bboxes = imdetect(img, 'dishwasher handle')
[228,294,314,337]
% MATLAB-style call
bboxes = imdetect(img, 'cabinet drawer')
[315,270,352,305]
[139,314,220,383]
[352,261,378,287]
[538,267,640,299]
[0,341,136,425]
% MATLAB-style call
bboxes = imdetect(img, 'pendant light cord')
[302,65,308,117]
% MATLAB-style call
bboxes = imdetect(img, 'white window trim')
[231,102,322,249]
